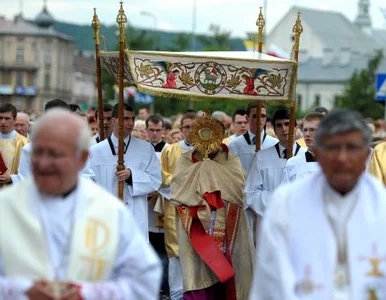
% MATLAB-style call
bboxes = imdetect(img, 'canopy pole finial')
[92,8,105,142]
[116,1,128,200]
[288,12,303,159]
[254,6,265,153]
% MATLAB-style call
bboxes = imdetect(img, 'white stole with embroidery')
[289,174,386,299]
[0,178,119,282]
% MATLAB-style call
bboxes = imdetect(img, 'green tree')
[335,51,384,119]
[168,33,191,51]
[126,24,155,50]
[101,23,155,103]
[198,24,231,51]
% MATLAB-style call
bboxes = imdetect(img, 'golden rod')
[91,8,105,142]
[255,7,265,152]
[116,1,127,200]
[287,12,303,159]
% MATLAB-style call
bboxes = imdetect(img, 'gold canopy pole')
[116,1,127,200]
[92,8,105,142]
[255,7,265,152]
[287,13,303,159]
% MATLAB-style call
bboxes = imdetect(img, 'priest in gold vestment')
[159,112,197,300]
[368,141,386,186]
[0,103,28,187]
[171,116,254,300]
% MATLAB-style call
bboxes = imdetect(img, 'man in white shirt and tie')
[245,109,306,220]
[90,103,162,241]
[228,103,278,175]
[282,111,324,182]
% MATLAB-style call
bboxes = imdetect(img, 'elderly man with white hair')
[0,109,162,300]
[11,99,95,184]
[15,112,30,138]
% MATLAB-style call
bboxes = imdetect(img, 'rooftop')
[0,15,72,41]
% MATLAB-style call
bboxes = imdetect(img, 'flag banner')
[101,51,135,86]
[102,50,297,102]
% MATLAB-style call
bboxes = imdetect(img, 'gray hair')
[314,109,372,149]
[31,108,91,156]
[211,111,227,122]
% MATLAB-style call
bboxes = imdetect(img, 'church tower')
[354,0,372,34]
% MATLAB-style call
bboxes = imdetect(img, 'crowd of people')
[0,99,386,300]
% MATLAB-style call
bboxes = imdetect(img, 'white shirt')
[228,130,278,175]
[244,142,306,217]
[149,140,169,233]
[0,130,17,139]
[0,177,162,300]
[282,150,320,183]
[90,134,162,240]
[250,172,386,300]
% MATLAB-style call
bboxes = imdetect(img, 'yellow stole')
[0,132,28,174]
[0,179,118,281]
[160,142,185,257]
[369,141,386,186]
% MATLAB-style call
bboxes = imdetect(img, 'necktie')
[305,151,316,162]
[252,136,256,145]
[282,149,287,159]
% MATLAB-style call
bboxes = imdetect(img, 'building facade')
[267,1,386,111]
[0,6,74,112]
[71,55,96,109]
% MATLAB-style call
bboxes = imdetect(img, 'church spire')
[35,0,54,28]
[354,0,372,34]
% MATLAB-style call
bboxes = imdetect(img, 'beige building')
[0,5,74,112]
[72,55,96,109]
[267,0,386,111]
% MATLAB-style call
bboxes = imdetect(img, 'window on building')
[16,47,24,63]
[44,73,51,89]
[44,46,51,66]
[16,71,23,86]
[3,71,11,84]
[297,94,302,109]
[314,94,321,106]
[26,72,34,86]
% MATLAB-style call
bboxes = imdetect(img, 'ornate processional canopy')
[100,50,297,103]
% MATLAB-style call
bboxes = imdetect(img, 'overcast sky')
[1,0,386,37]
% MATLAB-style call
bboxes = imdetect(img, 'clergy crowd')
[0,98,386,300]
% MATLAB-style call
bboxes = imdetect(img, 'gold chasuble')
[160,141,188,257]
[171,148,255,299]
[369,141,386,186]
[0,132,28,187]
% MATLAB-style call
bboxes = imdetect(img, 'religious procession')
[1,0,386,299]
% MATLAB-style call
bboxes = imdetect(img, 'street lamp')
[140,11,158,50]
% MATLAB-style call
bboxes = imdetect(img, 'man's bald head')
[15,112,30,137]
[30,109,90,196]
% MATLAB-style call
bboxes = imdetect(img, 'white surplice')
[90,134,162,240]
[282,151,320,183]
[250,171,386,300]
[228,130,278,175]
[149,141,169,233]
[244,142,306,217]
[0,176,162,300]
[10,143,95,183]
